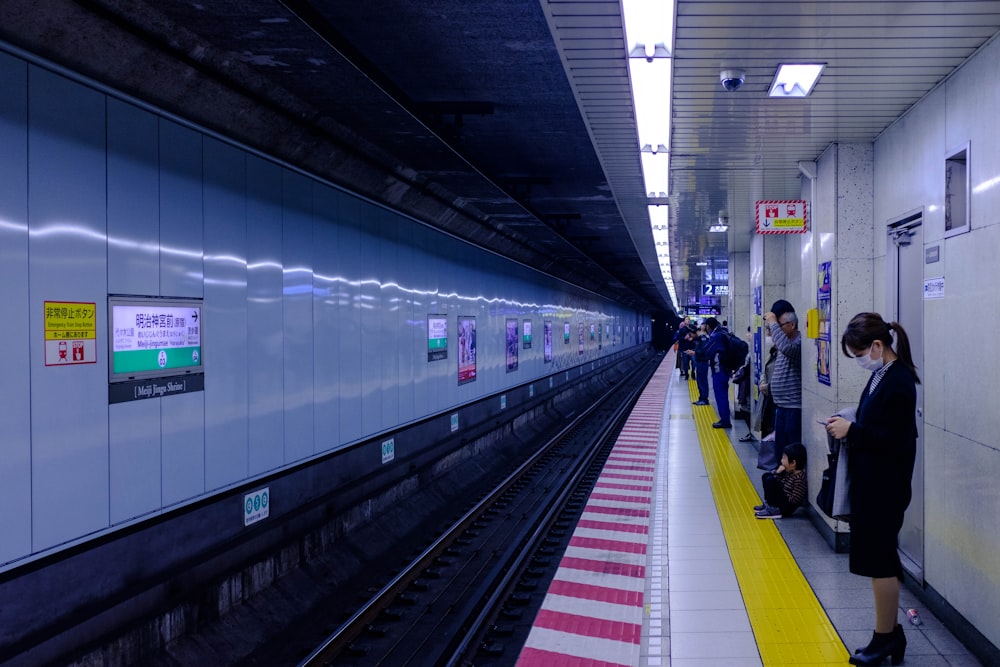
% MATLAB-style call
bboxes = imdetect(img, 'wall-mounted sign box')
[756,200,808,234]
[108,296,204,403]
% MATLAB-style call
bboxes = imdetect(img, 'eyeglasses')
[779,320,795,329]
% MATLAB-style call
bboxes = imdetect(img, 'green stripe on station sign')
[113,347,201,373]
[428,338,447,350]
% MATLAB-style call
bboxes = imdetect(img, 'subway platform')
[515,353,982,666]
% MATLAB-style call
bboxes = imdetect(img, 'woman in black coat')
[825,312,919,666]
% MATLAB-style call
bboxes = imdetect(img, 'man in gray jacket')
[763,299,801,464]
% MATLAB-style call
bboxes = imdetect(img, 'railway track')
[299,352,663,666]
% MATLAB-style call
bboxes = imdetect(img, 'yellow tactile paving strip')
[686,379,849,665]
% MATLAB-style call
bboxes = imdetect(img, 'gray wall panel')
[395,220,417,426]
[281,172,315,461]
[359,207,381,436]
[409,227,436,419]
[313,186,340,453]
[109,400,161,523]
[203,139,249,488]
[336,196,363,446]
[107,99,159,296]
[161,391,205,505]
[246,157,285,475]
[2,51,648,569]
[159,120,204,298]
[379,209,401,430]
[0,52,31,563]
[28,67,110,551]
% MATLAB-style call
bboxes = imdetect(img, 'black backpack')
[719,329,749,373]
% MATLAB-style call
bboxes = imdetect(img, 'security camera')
[720,69,745,92]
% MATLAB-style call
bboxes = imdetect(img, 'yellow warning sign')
[44,301,98,366]
[44,301,97,340]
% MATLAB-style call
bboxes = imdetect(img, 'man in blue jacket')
[702,317,731,428]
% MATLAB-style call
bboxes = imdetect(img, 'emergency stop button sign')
[44,301,97,366]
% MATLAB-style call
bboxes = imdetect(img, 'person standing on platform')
[701,317,731,428]
[763,300,801,463]
[673,317,695,379]
[686,322,710,406]
[825,312,919,667]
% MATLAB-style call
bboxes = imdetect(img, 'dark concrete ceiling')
[8,1,996,321]
[0,0,675,319]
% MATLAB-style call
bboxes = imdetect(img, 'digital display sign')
[427,314,448,362]
[109,296,203,382]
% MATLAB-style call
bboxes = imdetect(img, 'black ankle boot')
[849,624,906,665]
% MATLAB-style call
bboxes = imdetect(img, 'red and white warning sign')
[756,200,808,234]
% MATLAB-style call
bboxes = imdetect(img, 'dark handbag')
[816,439,851,521]
[756,434,778,471]
[816,453,838,516]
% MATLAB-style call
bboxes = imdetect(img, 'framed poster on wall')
[543,321,553,362]
[505,318,519,372]
[457,316,477,385]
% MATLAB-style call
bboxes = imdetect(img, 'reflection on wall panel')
[159,119,204,298]
[282,171,316,463]
[28,66,110,551]
[247,157,285,475]
[203,138,249,489]
[337,195,364,446]
[313,186,341,454]
[0,50,31,564]
[108,99,159,296]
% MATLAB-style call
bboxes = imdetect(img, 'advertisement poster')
[817,261,832,386]
[427,314,448,362]
[458,316,477,384]
[543,321,553,363]
[589,323,595,340]
[522,319,532,349]
[578,323,584,355]
[564,322,570,344]
[752,285,763,394]
[505,318,519,372]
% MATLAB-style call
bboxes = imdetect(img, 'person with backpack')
[701,317,732,428]
[764,300,802,464]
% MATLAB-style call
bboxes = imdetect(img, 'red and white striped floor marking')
[516,359,671,666]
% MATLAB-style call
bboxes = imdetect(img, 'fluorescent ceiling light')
[709,224,729,233]
[695,261,708,266]
[769,63,825,98]
[622,0,674,59]
[629,57,671,149]
[640,150,670,197]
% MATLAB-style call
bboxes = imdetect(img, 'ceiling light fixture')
[709,224,728,233]
[640,147,670,197]
[624,0,677,307]
[769,63,825,98]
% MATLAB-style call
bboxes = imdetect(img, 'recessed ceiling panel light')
[769,63,825,98]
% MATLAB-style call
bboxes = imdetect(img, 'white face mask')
[855,344,884,371]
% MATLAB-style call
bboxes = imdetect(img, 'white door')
[889,216,924,581]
